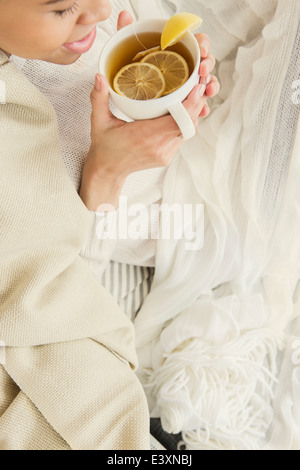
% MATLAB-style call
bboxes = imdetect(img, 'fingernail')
[197,84,206,97]
[205,74,212,85]
[201,41,209,57]
[95,73,101,91]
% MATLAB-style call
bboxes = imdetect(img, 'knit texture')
[0,50,150,450]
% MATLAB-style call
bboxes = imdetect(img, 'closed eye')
[54,0,79,18]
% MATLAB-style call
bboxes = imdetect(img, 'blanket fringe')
[145,330,284,450]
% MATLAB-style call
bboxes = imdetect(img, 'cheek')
[0,16,72,57]
[21,19,72,52]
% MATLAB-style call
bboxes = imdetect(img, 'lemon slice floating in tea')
[113,62,166,100]
[132,45,161,63]
[141,50,189,95]
[161,12,203,50]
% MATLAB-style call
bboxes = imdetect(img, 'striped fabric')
[101,262,155,321]
[100,261,168,451]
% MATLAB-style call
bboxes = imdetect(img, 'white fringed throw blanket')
[133,0,300,450]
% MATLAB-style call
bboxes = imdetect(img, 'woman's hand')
[80,74,207,211]
[195,32,220,117]
[79,12,220,212]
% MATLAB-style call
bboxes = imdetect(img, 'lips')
[62,26,97,54]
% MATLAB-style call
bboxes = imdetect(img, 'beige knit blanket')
[0,51,150,450]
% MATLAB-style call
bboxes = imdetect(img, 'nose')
[77,0,112,25]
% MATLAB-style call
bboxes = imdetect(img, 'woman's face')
[0,0,112,64]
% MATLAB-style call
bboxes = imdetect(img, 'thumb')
[117,10,134,30]
[90,73,115,130]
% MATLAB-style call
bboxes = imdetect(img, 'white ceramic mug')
[98,19,201,141]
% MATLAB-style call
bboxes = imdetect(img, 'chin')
[41,49,82,65]
[48,56,81,65]
[56,56,81,65]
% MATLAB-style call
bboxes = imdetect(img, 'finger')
[205,76,220,98]
[134,84,208,142]
[117,10,134,30]
[158,85,207,137]
[90,74,116,130]
[199,74,212,88]
[194,33,210,59]
[183,84,208,125]
[199,54,216,77]
[199,103,211,118]
[138,113,182,140]
[196,74,212,97]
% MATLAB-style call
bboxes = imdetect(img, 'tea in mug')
[107,32,195,101]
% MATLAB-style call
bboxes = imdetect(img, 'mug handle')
[167,101,196,141]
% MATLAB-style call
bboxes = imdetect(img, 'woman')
[0,0,218,450]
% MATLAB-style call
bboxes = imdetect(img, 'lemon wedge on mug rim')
[113,62,166,100]
[141,50,189,95]
[161,12,203,50]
